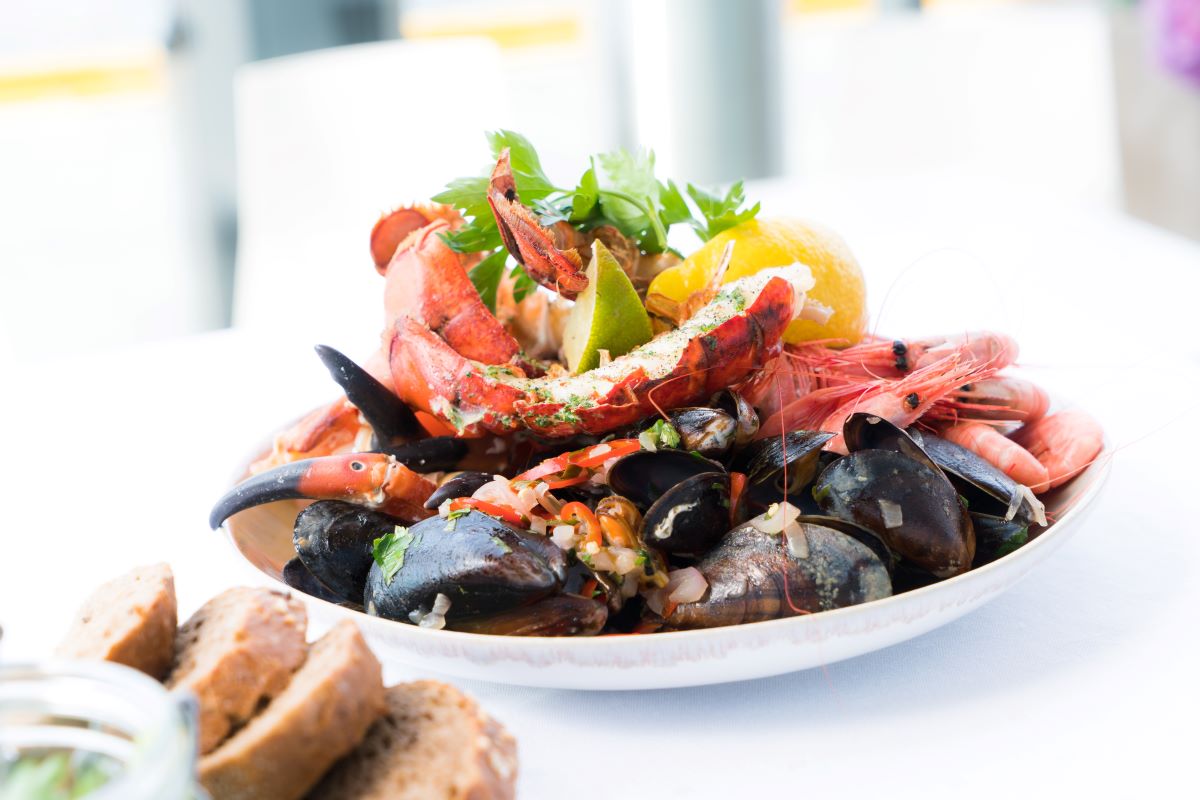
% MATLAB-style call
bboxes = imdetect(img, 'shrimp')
[940,421,1050,488]
[928,376,1050,424]
[1010,410,1104,491]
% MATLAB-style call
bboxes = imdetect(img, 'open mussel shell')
[606,450,726,510]
[450,594,607,636]
[842,414,1041,527]
[364,510,566,627]
[814,449,975,578]
[731,430,834,511]
[424,470,493,510]
[712,389,760,445]
[294,500,400,603]
[661,407,738,460]
[970,512,1030,567]
[642,472,732,556]
[664,519,892,630]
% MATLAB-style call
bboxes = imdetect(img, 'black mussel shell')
[642,472,732,556]
[920,435,1041,525]
[378,436,468,473]
[797,514,895,573]
[450,594,607,636]
[665,520,892,630]
[606,450,726,510]
[842,413,939,470]
[314,344,419,443]
[814,449,975,578]
[971,512,1030,567]
[424,471,493,510]
[281,557,352,606]
[364,510,566,627]
[732,430,834,510]
[712,389,760,445]
[294,501,400,603]
[662,407,738,459]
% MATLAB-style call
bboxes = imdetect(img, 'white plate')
[222,422,1110,690]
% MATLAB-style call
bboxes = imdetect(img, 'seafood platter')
[212,132,1109,688]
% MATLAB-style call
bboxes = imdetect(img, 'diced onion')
[529,516,548,535]
[666,567,708,604]
[409,593,452,630]
[611,547,640,575]
[784,523,809,559]
[551,525,578,550]
[638,430,658,452]
[878,499,904,530]
[589,550,615,572]
[750,502,801,535]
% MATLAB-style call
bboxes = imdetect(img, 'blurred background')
[1,0,1197,365]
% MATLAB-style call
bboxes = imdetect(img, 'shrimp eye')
[904,392,920,410]
[505,188,516,201]
[350,461,365,471]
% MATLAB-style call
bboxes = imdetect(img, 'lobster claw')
[488,149,588,300]
[209,453,435,529]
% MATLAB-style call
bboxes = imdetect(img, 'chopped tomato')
[729,471,748,526]
[513,453,571,483]
[544,468,591,490]
[448,497,528,527]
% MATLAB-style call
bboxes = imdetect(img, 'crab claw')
[209,453,435,529]
[487,149,588,299]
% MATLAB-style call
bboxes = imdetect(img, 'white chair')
[232,38,510,354]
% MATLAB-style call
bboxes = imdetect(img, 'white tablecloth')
[3,177,1198,798]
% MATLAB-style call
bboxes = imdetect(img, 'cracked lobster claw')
[487,149,588,300]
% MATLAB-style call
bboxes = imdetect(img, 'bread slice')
[307,680,518,800]
[166,587,307,753]
[199,620,385,800]
[56,563,177,679]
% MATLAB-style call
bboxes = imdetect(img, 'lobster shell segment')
[389,264,813,438]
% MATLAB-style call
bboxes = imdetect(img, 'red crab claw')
[370,203,462,274]
[209,452,435,529]
[487,149,588,299]
[384,220,521,365]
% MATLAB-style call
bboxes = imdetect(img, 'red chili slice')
[448,497,528,527]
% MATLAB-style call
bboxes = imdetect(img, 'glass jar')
[0,660,203,799]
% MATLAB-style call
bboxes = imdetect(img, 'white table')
[3,177,1199,798]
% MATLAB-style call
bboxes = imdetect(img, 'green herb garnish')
[434,130,760,312]
[373,526,416,585]
[642,418,681,450]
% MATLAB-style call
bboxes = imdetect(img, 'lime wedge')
[562,240,654,374]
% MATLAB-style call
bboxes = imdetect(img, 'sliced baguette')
[56,563,177,680]
[307,680,518,800]
[167,586,307,753]
[199,620,385,800]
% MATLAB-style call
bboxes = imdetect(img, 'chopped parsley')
[373,526,417,585]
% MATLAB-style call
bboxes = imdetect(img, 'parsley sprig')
[432,130,760,311]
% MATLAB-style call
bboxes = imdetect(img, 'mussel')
[712,389,760,445]
[642,471,732,556]
[281,557,349,606]
[660,407,738,459]
[664,518,892,630]
[606,450,731,556]
[450,595,607,636]
[606,450,726,509]
[294,500,400,603]
[424,471,494,510]
[814,449,975,577]
[970,512,1030,567]
[364,510,581,633]
[314,344,420,445]
[731,430,833,512]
